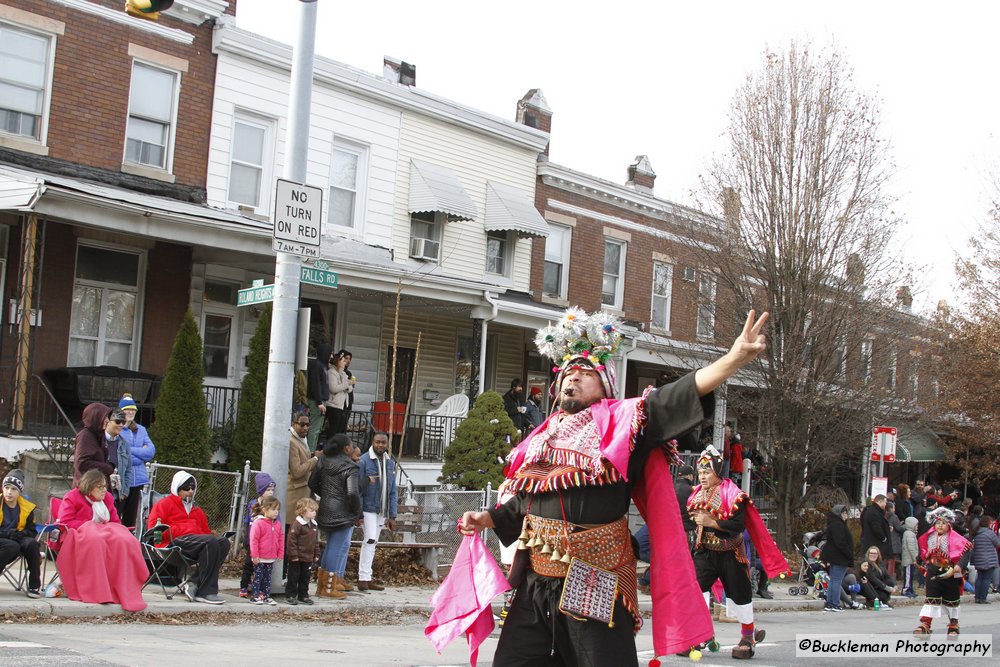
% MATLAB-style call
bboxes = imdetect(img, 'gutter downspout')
[477,290,500,395]
[616,334,638,398]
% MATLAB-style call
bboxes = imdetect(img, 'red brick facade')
[3,0,226,188]
[530,176,725,345]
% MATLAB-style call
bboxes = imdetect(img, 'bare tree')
[928,184,1000,488]
[697,42,908,548]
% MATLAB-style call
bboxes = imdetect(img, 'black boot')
[757,577,774,600]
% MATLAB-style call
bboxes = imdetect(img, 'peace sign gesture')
[694,309,769,397]
[728,310,769,367]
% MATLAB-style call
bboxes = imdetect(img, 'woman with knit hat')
[118,393,155,529]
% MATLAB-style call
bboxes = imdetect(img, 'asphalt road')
[1,603,998,666]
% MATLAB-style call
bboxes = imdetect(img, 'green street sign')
[300,261,338,289]
[237,280,275,306]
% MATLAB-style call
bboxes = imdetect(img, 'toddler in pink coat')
[249,496,284,605]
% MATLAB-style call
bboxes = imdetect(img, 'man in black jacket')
[502,379,527,435]
[861,495,892,562]
[306,343,333,450]
[820,504,854,612]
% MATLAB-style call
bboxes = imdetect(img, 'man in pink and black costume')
[460,308,770,666]
[687,445,788,659]
[913,507,972,639]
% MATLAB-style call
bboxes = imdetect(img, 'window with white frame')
[832,337,847,379]
[69,244,143,368]
[409,211,442,262]
[860,339,873,384]
[0,22,53,141]
[887,344,897,390]
[328,141,366,230]
[543,224,570,298]
[227,112,274,210]
[202,281,238,381]
[650,261,673,331]
[696,273,716,338]
[125,61,178,170]
[486,230,510,276]
[601,239,625,308]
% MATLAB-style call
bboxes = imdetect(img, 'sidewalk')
[0,575,947,619]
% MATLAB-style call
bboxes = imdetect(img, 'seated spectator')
[858,546,895,609]
[56,469,147,611]
[0,469,41,598]
[840,572,864,609]
[147,471,231,605]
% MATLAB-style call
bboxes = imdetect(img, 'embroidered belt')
[698,532,744,552]
[522,514,642,634]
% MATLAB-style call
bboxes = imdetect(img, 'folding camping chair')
[3,495,65,593]
[140,524,195,599]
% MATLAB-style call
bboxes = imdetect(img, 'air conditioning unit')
[410,237,440,261]
[682,267,697,282]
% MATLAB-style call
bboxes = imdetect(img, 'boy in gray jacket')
[901,516,919,598]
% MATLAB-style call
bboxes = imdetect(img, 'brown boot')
[358,581,384,592]
[334,575,354,592]
[317,570,346,599]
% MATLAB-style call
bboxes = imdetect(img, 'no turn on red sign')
[273,179,322,257]
[871,426,897,462]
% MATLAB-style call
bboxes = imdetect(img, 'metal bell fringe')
[549,547,563,562]
[559,551,572,564]
[540,542,553,555]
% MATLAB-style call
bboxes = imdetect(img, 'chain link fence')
[146,463,242,556]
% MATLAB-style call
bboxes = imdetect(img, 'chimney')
[846,253,865,286]
[383,56,416,86]
[895,285,913,312]
[626,155,655,194]
[516,89,552,157]
[721,187,741,227]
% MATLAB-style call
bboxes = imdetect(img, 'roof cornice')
[213,21,549,153]
[538,161,721,231]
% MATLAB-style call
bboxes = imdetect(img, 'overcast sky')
[234,0,1000,312]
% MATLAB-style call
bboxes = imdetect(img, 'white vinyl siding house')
[392,112,539,292]
[205,55,400,247]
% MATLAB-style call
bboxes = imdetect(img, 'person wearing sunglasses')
[72,402,129,503]
[287,411,318,532]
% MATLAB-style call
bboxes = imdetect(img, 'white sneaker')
[264,597,277,606]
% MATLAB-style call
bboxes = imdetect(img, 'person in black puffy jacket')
[820,504,854,612]
[310,434,360,596]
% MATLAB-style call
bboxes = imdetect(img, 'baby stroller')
[789,530,827,595]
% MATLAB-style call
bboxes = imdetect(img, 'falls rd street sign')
[237,281,274,306]
[300,261,338,289]
[273,179,321,258]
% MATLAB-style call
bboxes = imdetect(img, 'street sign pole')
[261,0,317,593]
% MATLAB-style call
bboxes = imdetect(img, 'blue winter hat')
[118,394,138,410]
[255,472,276,495]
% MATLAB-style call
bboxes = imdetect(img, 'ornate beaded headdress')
[696,444,724,477]
[534,307,624,399]
[927,507,956,525]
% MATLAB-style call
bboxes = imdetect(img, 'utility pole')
[260,0,317,593]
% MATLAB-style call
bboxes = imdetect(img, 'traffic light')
[125,1,174,21]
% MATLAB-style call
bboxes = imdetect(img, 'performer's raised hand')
[728,310,769,367]
[694,309,769,397]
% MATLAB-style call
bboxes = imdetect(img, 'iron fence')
[344,410,465,461]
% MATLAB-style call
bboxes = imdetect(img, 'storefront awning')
[408,159,478,222]
[484,180,548,238]
[0,171,44,211]
[894,424,946,462]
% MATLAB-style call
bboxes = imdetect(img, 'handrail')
[25,374,79,487]
[30,374,78,434]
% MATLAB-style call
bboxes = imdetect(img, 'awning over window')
[484,180,548,239]
[408,159,478,222]
[0,171,44,211]
[894,424,946,462]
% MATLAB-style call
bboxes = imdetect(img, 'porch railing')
[345,409,464,461]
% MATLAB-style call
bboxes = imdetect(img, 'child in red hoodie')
[249,496,284,605]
